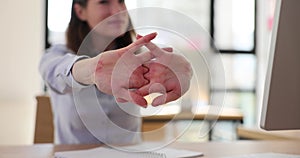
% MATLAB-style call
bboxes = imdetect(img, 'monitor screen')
[260,0,300,130]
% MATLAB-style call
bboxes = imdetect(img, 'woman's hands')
[137,37,193,106]
[72,32,157,107]
[72,32,193,107]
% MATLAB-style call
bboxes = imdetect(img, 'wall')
[0,1,44,145]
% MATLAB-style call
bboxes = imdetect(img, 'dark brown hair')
[66,0,134,54]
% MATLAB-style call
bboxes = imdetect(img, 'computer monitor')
[260,0,300,130]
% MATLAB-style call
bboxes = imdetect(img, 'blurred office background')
[0,0,275,145]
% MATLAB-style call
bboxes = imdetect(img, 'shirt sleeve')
[39,45,93,94]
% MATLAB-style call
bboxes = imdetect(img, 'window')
[45,0,257,126]
[212,0,256,53]
[46,0,72,47]
[210,0,257,125]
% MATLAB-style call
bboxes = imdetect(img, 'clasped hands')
[93,32,193,108]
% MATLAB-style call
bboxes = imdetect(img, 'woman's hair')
[66,0,134,54]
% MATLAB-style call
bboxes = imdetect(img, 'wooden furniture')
[142,106,244,140]
[34,95,54,143]
[1,141,300,158]
[237,126,300,140]
[34,95,243,142]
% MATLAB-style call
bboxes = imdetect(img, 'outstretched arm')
[72,32,158,107]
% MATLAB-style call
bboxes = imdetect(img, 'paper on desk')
[223,153,300,158]
[54,143,203,158]
[122,142,203,158]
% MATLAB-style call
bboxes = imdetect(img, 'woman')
[40,0,192,145]
[39,0,157,145]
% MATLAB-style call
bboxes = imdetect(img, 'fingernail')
[148,32,157,39]
[151,32,157,35]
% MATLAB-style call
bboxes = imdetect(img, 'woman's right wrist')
[72,56,98,85]
[89,54,102,85]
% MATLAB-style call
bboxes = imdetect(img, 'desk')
[142,106,243,121]
[142,106,243,140]
[0,141,300,158]
[237,126,300,140]
[35,95,243,142]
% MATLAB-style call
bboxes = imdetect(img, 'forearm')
[39,46,93,93]
[72,56,100,85]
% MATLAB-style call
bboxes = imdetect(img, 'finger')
[118,89,148,108]
[138,47,172,59]
[129,76,149,89]
[136,51,155,63]
[127,78,149,89]
[116,98,128,103]
[118,32,157,56]
[136,34,142,39]
[129,67,149,88]
[142,61,152,69]
[142,65,149,73]
[138,82,166,96]
[136,47,173,63]
[144,71,151,80]
[142,62,155,80]
[149,83,166,94]
[144,42,165,57]
[137,84,152,96]
[133,32,157,46]
[130,91,148,108]
[152,91,180,106]
[138,34,173,54]
[162,47,173,52]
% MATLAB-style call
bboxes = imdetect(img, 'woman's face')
[75,0,129,38]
